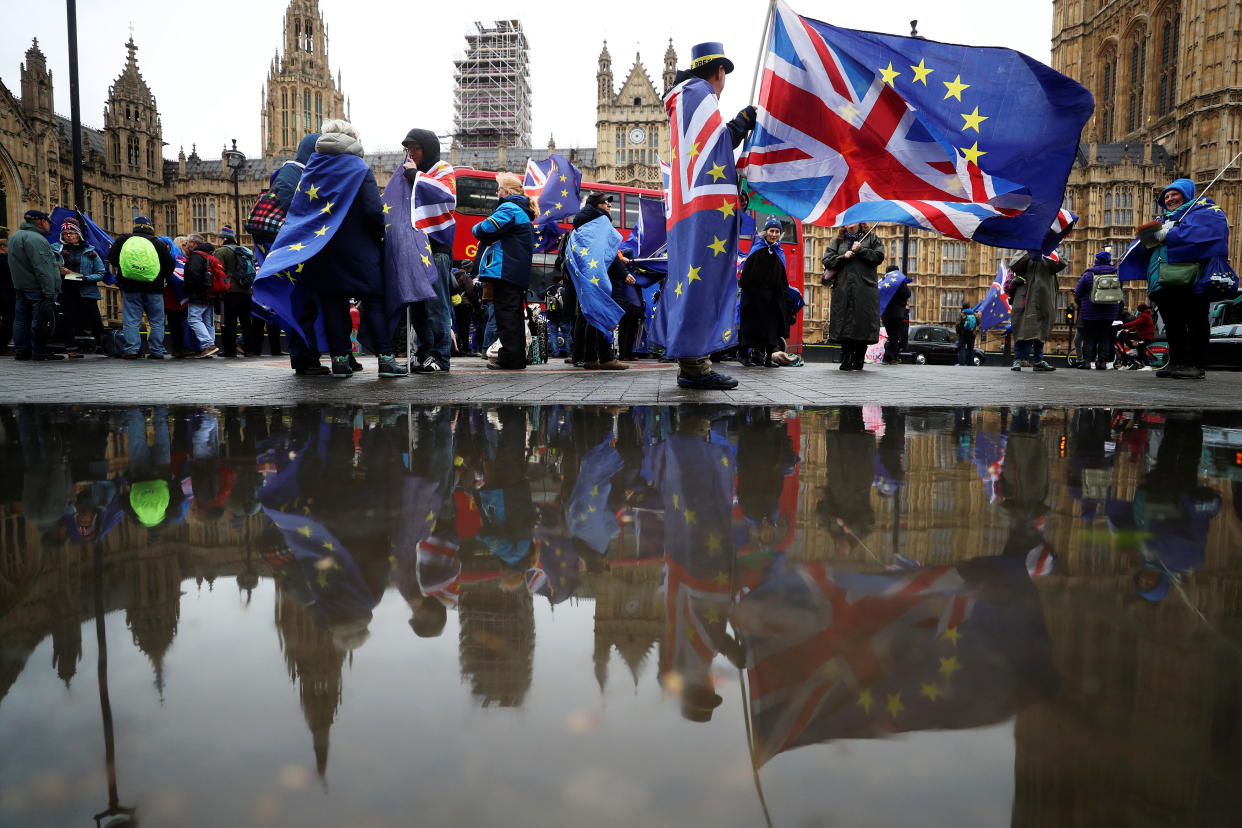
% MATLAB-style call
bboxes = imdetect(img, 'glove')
[1154,219,1175,242]
[737,105,756,125]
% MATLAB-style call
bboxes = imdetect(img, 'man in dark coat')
[822,224,884,371]
[739,216,789,367]
[400,128,457,373]
[880,264,910,365]
[567,193,630,369]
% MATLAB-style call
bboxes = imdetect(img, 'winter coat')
[881,279,911,322]
[739,237,790,348]
[1119,308,1156,340]
[473,195,535,289]
[307,131,386,298]
[8,222,62,297]
[52,242,107,299]
[1008,251,1065,342]
[822,233,884,344]
[272,133,320,214]
[183,242,218,304]
[1074,264,1121,322]
[107,229,174,294]
[214,244,252,295]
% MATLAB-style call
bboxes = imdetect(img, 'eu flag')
[566,437,625,555]
[877,268,912,317]
[253,151,372,345]
[743,0,1094,250]
[381,167,439,332]
[970,263,1013,332]
[525,153,582,244]
[564,216,625,334]
[654,76,741,358]
[619,195,668,259]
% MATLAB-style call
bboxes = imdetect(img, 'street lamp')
[223,138,245,239]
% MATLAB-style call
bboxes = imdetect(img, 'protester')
[163,235,192,358]
[542,272,571,358]
[271,132,324,374]
[472,172,535,371]
[181,234,220,358]
[50,218,106,357]
[108,215,174,360]
[879,264,910,365]
[8,210,64,361]
[451,265,478,357]
[568,193,629,370]
[822,223,883,371]
[739,216,789,367]
[1117,303,1156,368]
[1007,248,1065,372]
[660,42,755,390]
[1074,248,1122,369]
[0,236,13,355]
[955,302,978,366]
[214,226,258,358]
[401,128,457,374]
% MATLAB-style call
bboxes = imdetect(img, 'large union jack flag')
[649,77,742,358]
[413,160,457,250]
[743,0,1093,249]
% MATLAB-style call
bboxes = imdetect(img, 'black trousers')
[61,284,103,348]
[1080,319,1115,364]
[288,294,322,367]
[1155,290,1210,369]
[491,280,527,368]
[250,316,283,355]
[582,325,611,363]
[882,317,907,362]
[222,293,257,356]
[617,311,640,360]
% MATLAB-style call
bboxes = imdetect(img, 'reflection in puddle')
[0,404,1240,826]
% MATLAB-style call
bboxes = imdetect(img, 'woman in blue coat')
[472,172,536,370]
[50,217,106,356]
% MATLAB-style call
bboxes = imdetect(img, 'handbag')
[820,268,836,287]
[36,298,58,339]
[1155,245,1200,288]
[1193,254,1240,299]
[244,190,286,241]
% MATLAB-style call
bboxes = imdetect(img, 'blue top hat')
[690,42,734,74]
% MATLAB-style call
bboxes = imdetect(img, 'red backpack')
[196,250,231,297]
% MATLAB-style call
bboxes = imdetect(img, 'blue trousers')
[12,290,49,356]
[121,291,166,356]
[410,252,453,365]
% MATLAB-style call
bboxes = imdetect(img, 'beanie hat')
[24,209,51,224]
[218,225,235,240]
[133,215,155,234]
[60,217,83,241]
[1094,249,1112,265]
[129,480,170,528]
[763,216,783,231]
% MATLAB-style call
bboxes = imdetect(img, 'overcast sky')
[1,0,1054,161]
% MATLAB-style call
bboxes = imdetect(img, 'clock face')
[628,127,646,145]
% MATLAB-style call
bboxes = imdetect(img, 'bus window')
[582,189,622,228]
[623,195,639,229]
[456,176,497,216]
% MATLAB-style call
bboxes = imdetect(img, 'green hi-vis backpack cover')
[118,235,161,281]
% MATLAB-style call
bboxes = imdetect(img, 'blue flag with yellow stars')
[877,268,912,317]
[525,153,582,252]
[381,167,439,332]
[742,0,1093,250]
[656,75,741,358]
[567,436,625,555]
[565,215,626,334]
[253,151,371,346]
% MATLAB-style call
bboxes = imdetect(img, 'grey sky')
[0,0,1055,162]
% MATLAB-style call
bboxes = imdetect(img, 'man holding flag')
[658,42,758,390]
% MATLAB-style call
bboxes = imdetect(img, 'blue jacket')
[51,242,107,299]
[473,195,535,289]
[1074,264,1121,321]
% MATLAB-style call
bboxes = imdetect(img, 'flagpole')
[750,0,778,106]
[738,666,775,828]
[1172,149,1242,225]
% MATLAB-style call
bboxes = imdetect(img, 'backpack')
[1090,271,1124,304]
[228,245,257,288]
[956,312,977,337]
[546,285,565,316]
[197,250,231,297]
[118,235,162,282]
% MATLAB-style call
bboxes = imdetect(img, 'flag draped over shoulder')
[50,207,116,284]
[970,263,1013,332]
[565,216,626,334]
[742,0,1093,249]
[413,160,457,250]
[877,268,911,316]
[525,153,582,252]
[381,167,438,331]
[654,76,742,358]
[253,151,371,344]
[1119,197,1232,283]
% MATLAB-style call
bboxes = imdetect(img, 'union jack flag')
[413,159,457,250]
[743,0,1093,249]
[649,77,741,358]
[971,263,1014,332]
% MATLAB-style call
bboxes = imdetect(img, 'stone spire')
[598,41,614,104]
[663,39,678,94]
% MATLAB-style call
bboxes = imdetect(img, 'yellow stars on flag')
[319,201,334,215]
[716,199,736,219]
[910,58,933,84]
[684,509,696,525]
[886,692,904,719]
[687,264,702,283]
[959,142,986,166]
[704,606,721,624]
[554,202,563,210]
[305,183,321,202]
[857,688,874,714]
[674,281,685,298]
[722,329,733,342]
[672,493,680,510]
[588,259,599,270]
[706,532,722,555]
[288,242,307,252]
[943,74,970,101]
[713,572,730,587]
[879,61,900,86]
[295,262,305,273]
[938,655,962,679]
[313,224,330,237]
[960,106,988,132]
[688,141,702,158]
[297,525,313,537]
[589,275,601,286]
[919,682,943,702]
[421,254,431,266]
[707,162,727,182]
[559,174,567,182]
[561,189,568,197]
[322,541,336,553]
[382,202,392,214]
[720,455,729,467]
[941,627,961,646]
[707,237,726,257]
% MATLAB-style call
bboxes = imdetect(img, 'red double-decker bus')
[449,168,805,351]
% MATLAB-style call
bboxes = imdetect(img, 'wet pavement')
[3,354,1242,408]
[1,403,1240,827]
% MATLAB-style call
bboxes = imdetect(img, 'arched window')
[1098,50,1116,141]
[282,90,289,147]
[128,135,140,167]
[315,92,322,129]
[295,20,301,50]
[303,91,312,131]
[1158,15,1180,116]
[306,22,314,53]
[1127,32,1146,132]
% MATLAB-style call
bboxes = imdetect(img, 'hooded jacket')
[272,133,321,213]
[473,195,535,288]
[400,129,456,256]
[107,228,175,294]
[1074,262,1121,321]
[183,241,218,303]
[51,240,107,300]
[402,128,441,172]
[8,221,62,296]
[306,131,385,297]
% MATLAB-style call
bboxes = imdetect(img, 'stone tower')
[261,0,347,159]
[663,39,677,96]
[19,39,53,119]
[102,37,163,186]
[598,42,613,104]
[594,44,671,188]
